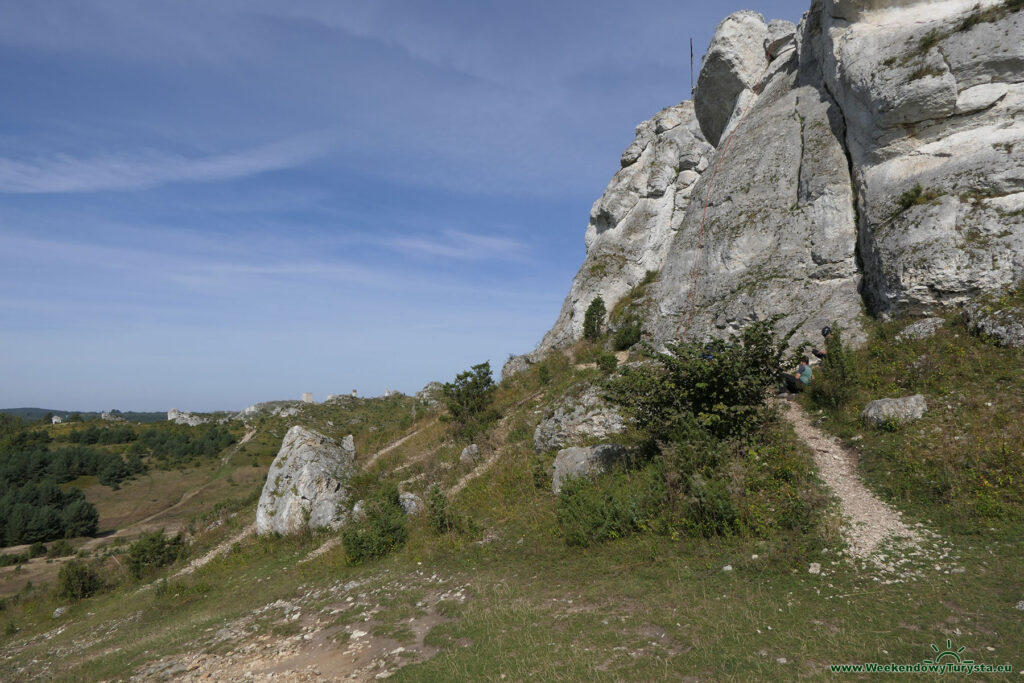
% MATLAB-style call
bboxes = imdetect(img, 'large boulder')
[534,386,626,453]
[256,426,355,535]
[501,354,533,381]
[460,444,481,465]
[694,11,770,146]
[861,395,928,427]
[552,444,629,495]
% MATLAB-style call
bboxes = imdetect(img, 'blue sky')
[0,0,810,412]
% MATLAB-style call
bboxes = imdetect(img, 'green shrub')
[596,351,619,374]
[426,484,462,534]
[126,530,185,579]
[918,28,943,52]
[56,560,102,600]
[537,364,552,385]
[810,324,857,409]
[557,465,667,547]
[28,542,46,559]
[583,297,606,341]
[47,539,74,558]
[613,315,643,350]
[442,362,497,437]
[342,484,408,564]
[606,318,796,440]
[895,183,942,214]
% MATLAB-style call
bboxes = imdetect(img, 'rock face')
[167,409,209,427]
[256,427,355,535]
[526,1,1024,366]
[534,386,626,453]
[552,444,629,495]
[895,317,946,342]
[861,394,928,427]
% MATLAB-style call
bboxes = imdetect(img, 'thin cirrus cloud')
[385,229,529,261]
[0,134,330,194]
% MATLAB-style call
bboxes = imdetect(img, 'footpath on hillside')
[776,399,957,580]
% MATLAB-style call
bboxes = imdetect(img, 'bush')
[810,324,857,409]
[126,530,185,579]
[557,465,667,547]
[342,484,408,564]
[426,484,470,534]
[613,315,643,350]
[56,560,102,600]
[583,297,606,341]
[47,539,74,558]
[537,364,552,386]
[596,351,619,374]
[442,362,497,436]
[606,318,796,440]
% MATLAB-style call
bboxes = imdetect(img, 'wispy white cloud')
[385,229,528,261]
[0,134,329,194]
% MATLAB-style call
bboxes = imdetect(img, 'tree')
[810,323,857,409]
[56,560,101,600]
[583,296,606,341]
[63,499,99,538]
[441,361,496,434]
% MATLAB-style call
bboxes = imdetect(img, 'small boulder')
[52,606,68,619]
[534,386,626,453]
[351,500,366,522]
[861,395,928,428]
[552,444,629,494]
[460,444,481,465]
[502,354,534,380]
[400,493,423,516]
[895,317,945,342]
[256,426,355,535]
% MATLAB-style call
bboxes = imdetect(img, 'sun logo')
[924,639,974,665]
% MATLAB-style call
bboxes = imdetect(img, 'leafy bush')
[342,484,408,564]
[613,315,643,350]
[810,324,857,409]
[56,560,102,600]
[596,351,619,374]
[47,539,74,558]
[537,364,552,386]
[605,318,796,440]
[583,297,606,341]
[557,465,666,547]
[126,530,185,579]
[441,362,497,437]
[894,183,942,214]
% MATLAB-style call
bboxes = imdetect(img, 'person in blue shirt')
[781,357,812,393]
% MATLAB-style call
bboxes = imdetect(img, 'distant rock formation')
[519,0,1024,371]
[167,409,210,427]
[256,426,356,535]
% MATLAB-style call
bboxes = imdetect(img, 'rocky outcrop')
[862,394,928,427]
[819,0,1024,315]
[527,2,1024,364]
[895,317,945,341]
[399,493,424,516]
[551,444,629,495]
[963,301,1024,347]
[533,386,626,453]
[167,409,210,427]
[256,427,355,535]
[415,382,444,409]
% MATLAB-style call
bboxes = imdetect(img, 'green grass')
[2,320,1024,679]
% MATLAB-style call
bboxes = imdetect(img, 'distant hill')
[0,407,168,423]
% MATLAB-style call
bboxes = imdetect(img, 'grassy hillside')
[0,321,1021,680]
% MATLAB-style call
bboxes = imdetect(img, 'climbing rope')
[674,52,778,341]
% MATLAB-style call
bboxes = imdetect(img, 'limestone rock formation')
[963,301,1024,347]
[167,409,209,427]
[400,493,424,516]
[533,386,626,453]
[861,394,928,427]
[518,1,1024,373]
[552,444,629,495]
[460,444,481,465]
[895,317,945,342]
[256,426,355,535]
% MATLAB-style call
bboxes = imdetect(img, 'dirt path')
[174,523,256,577]
[362,427,427,470]
[222,428,257,464]
[777,400,928,562]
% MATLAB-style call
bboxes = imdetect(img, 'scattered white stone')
[776,657,788,665]
[722,565,733,572]
[808,563,822,575]
[1015,600,1024,611]
[52,607,67,619]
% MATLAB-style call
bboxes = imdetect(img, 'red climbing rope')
[674,55,776,341]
